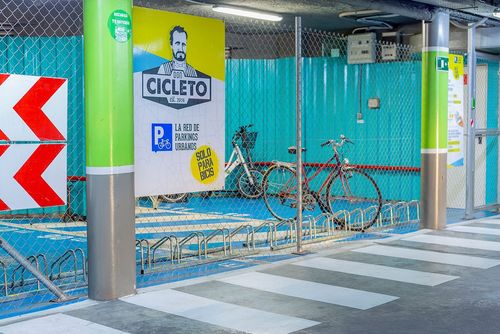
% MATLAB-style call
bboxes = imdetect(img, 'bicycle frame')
[225,140,256,186]
[276,145,346,202]
[301,155,341,194]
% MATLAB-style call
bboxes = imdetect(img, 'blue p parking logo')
[152,123,172,152]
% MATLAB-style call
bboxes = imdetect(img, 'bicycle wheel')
[237,168,264,199]
[262,164,298,221]
[326,168,382,231]
[159,193,188,203]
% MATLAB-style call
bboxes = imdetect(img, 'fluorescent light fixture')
[493,8,500,18]
[212,5,282,21]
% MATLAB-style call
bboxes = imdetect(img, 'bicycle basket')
[242,131,258,149]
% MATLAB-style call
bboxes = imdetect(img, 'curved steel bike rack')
[202,228,229,256]
[151,235,178,264]
[136,239,151,274]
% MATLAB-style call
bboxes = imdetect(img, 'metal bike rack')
[202,228,229,257]
[74,248,87,282]
[303,215,316,239]
[12,254,47,291]
[313,213,333,235]
[228,224,255,254]
[379,203,396,226]
[136,239,151,274]
[1,260,8,296]
[408,200,420,221]
[349,208,365,230]
[391,201,408,222]
[50,250,77,282]
[178,232,205,262]
[332,210,351,232]
[274,219,296,243]
[395,202,412,222]
[363,205,380,228]
[0,236,69,302]
[151,235,178,264]
[253,221,276,249]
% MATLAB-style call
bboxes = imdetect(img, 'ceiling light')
[212,5,282,21]
[493,8,500,18]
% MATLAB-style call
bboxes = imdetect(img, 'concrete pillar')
[84,0,136,300]
[420,11,450,229]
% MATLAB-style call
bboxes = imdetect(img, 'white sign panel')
[448,54,465,167]
[0,144,67,211]
[0,74,68,142]
[133,7,225,197]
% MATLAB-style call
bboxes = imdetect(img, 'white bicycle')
[224,124,264,198]
[154,125,264,204]
[200,124,264,200]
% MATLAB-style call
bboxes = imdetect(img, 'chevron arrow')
[0,74,67,142]
[0,145,10,211]
[0,144,66,211]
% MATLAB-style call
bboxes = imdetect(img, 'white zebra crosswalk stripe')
[218,272,398,310]
[123,289,319,334]
[293,257,458,286]
[404,234,500,252]
[470,219,500,225]
[353,244,500,269]
[447,226,500,236]
[0,314,128,334]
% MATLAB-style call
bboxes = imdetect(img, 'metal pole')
[420,11,449,230]
[0,237,70,301]
[464,26,477,219]
[84,0,136,300]
[295,16,303,253]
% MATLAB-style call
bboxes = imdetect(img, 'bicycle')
[156,124,263,203]
[261,135,382,231]
[204,124,264,199]
[157,138,171,150]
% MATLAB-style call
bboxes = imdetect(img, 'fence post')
[84,0,136,300]
[295,16,304,252]
[420,11,449,230]
[464,25,477,219]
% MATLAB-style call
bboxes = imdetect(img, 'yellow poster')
[447,54,464,168]
[133,7,225,196]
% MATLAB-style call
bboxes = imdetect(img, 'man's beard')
[174,51,186,61]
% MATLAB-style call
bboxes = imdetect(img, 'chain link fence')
[0,1,428,316]
[137,16,423,285]
[0,0,86,317]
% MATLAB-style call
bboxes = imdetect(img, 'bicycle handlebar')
[320,135,353,149]
[233,124,254,141]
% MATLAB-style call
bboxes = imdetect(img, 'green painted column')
[84,0,136,300]
[420,11,449,229]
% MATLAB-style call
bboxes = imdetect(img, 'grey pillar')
[84,0,136,300]
[420,11,450,229]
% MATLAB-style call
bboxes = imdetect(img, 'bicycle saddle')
[288,146,307,154]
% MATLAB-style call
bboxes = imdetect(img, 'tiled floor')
[3,216,500,333]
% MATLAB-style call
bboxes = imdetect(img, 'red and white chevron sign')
[0,74,67,142]
[0,144,67,211]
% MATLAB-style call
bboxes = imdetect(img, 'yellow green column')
[420,11,449,229]
[84,0,136,300]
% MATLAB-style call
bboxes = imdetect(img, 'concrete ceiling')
[1,0,500,36]
[135,0,500,32]
[134,0,418,32]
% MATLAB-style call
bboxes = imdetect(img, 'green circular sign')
[108,9,131,43]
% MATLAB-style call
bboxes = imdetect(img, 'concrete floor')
[2,216,500,333]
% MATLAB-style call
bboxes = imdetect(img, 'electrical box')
[347,33,376,64]
[368,98,380,109]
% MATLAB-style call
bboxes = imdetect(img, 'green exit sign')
[436,56,449,71]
